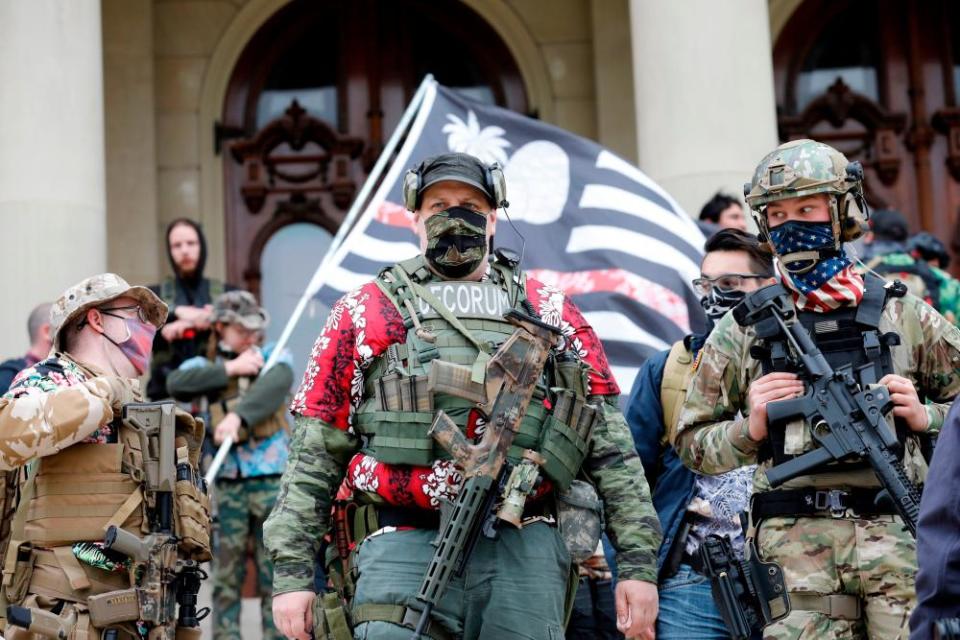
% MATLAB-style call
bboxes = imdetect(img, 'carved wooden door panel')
[774,0,960,268]
[219,0,527,296]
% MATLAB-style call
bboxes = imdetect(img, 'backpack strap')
[659,340,693,446]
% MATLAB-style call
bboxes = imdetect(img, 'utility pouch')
[556,480,603,564]
[174,479,211,561]
[312,591,353,640]
[173,445,212,561]
[539,391,598,490]
[553,356,588,398]
[2,542,34,604]
[175,626,203,640]
[87,589,140,626]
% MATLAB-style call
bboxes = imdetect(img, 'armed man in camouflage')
[676,139,960,638]
[265,152,661,640]
[0,273,210,638]
[167,290,293,640]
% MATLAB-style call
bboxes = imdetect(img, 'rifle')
[88,403,205,638]
[410,310,561,639]
[697,535,790,639]
[733,285,923,536]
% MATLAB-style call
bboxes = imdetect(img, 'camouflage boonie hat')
[51,273,168,349]
[212,291,269,330]
[745,139,853,209]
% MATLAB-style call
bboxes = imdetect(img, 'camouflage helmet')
[211,291,269,331]
[744,139,868,245]
[50,273,168,349]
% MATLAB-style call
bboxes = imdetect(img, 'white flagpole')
[205,74,437,484]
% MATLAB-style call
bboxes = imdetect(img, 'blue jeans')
[657,564,731,640]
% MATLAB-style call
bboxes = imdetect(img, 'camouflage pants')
[214,476,283,640]
[757,515,916,639]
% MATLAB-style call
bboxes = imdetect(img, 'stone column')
[629,0,778,219]
[0,0,107,357]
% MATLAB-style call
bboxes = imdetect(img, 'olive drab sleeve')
[0,377,116,470]
[674,313,762,475]
[585,396,662,584]
[263,415,359,594]
[233,363,294,428]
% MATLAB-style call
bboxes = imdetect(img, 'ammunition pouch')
[539,391,599,490]
[174,478,211,561]
[2,542,34,605]
[312,591,352,640]
[556,480,603,564]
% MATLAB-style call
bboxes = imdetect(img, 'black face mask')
[424,206,489,279]
[700,287,748,327]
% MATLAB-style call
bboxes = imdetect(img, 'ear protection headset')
[402,158,509,211]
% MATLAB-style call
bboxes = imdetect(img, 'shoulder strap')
[660,341,694,445]
[855,272,890,329]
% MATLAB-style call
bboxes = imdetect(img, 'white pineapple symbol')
[441,109,570,225]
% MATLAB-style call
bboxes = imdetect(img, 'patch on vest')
[417,282,512,320]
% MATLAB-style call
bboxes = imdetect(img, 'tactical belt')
[374,500,554,532]
[751,488,894,519]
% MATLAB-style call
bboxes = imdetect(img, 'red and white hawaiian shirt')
[291,277,618,509]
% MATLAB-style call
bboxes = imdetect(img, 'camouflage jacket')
[264,275,662,594]
[863,252,960,326]
[0,353,122,470]
[675,289,960,491]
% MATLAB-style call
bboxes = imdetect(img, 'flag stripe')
[565,225,701,286]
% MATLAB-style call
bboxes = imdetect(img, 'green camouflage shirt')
[863,252,960,326]
[675,288,960,491]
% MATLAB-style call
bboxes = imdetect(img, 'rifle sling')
[350,604,453,640]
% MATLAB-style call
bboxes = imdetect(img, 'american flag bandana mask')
[769,221,850,294]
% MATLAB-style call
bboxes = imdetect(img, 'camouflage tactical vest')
[208,371,287,443]
[354,255,598,490]
[751,273,912,469]
[1,397,211,624]
[659,340,695,445]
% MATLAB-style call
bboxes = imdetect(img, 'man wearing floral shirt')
[265,152,661,640]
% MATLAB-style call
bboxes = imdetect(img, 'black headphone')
[402,158,508,211]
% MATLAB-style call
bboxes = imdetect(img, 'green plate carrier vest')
[354,256,598,490]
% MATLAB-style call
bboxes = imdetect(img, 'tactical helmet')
[908,231,951,269]
[744,139,868,249]
[51,273,168,350]
[212,291,269,331]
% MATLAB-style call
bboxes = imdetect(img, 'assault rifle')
[88,402,204,639]
[410,310,561,639]
[697,535,790,639]
[733,285,923,536]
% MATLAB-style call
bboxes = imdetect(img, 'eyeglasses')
[99,305,149,324]
[691,274,769,297]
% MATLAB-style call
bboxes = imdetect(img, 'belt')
[374,506,441,530]
[373,499,554,531]
[789,593,861,620]
[751,488,895,519]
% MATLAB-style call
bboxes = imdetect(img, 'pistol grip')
[765,396,807,425]
[428,411,471,466]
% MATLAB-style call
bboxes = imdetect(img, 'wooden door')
[774,0,960,270]
[219,0,528,296]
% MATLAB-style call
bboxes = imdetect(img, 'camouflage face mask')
[424,206,489,279]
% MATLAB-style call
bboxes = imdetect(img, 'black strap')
[855,273,888,329]
[374,506,441,530]
[751,488,895,519]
